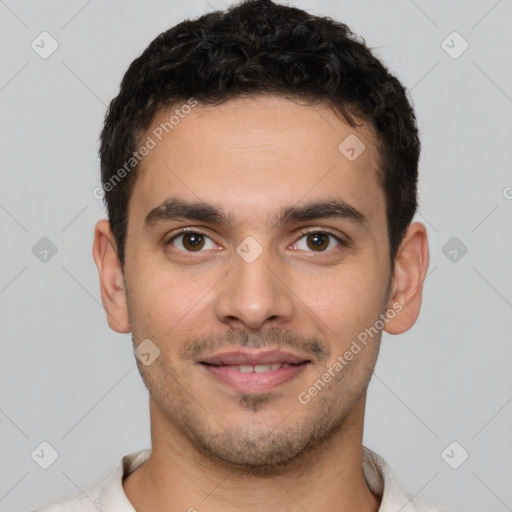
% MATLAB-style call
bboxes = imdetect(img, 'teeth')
[254,364,272,373]
[226,363,286,373]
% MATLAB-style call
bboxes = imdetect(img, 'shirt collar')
[97,446,436,511]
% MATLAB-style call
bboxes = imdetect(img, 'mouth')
[203,362,297,373]
[199,349,311,392]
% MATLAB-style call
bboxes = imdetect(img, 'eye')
[291,231,343,252]
[167,230,217,252]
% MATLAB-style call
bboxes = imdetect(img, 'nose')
[214,243,295,331]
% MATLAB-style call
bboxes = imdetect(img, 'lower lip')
[201,363,309,392]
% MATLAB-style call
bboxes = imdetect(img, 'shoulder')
[29,448,151,512]
[362,446,447,512]
[29,482,103,512]
[397,490,448,512]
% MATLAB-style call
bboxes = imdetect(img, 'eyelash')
[165,227,346,255]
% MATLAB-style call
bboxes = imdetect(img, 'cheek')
[301,265,386,338]
[127,261,217,342]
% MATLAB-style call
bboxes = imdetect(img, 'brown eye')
[182,233,205,251]
[294,231,342,252]
[307,232,330,251]
[168,231,215,252]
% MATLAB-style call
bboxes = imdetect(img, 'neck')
[123,396,381,512]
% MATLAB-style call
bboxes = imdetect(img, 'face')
[95,95,423,472]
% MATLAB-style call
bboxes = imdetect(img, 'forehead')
[130,95,385,231]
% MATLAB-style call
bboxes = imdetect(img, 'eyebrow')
[144,197,369,231]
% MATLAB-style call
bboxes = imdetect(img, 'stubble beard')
[136,345,377,476]
[125,284,387,476]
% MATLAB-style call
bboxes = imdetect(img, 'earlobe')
[384,222,429,335]
[92,219,131,333]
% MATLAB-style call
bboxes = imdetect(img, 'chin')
[182,410,345,475]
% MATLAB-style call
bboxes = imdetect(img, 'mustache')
[179,327,330,362]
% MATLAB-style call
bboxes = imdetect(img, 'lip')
[200,349,310,366]
[199,349,311,393]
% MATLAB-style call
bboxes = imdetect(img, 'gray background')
[1,1,511,511]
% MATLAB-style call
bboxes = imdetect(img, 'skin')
[93,95,429,512]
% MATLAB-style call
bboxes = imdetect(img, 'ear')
[384,222,429,335]
[92,219,131,333]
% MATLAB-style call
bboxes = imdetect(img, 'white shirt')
[33,446,445,511]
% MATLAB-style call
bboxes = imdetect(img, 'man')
[35,0,443,510]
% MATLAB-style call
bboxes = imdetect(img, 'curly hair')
[99,0,420,268]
